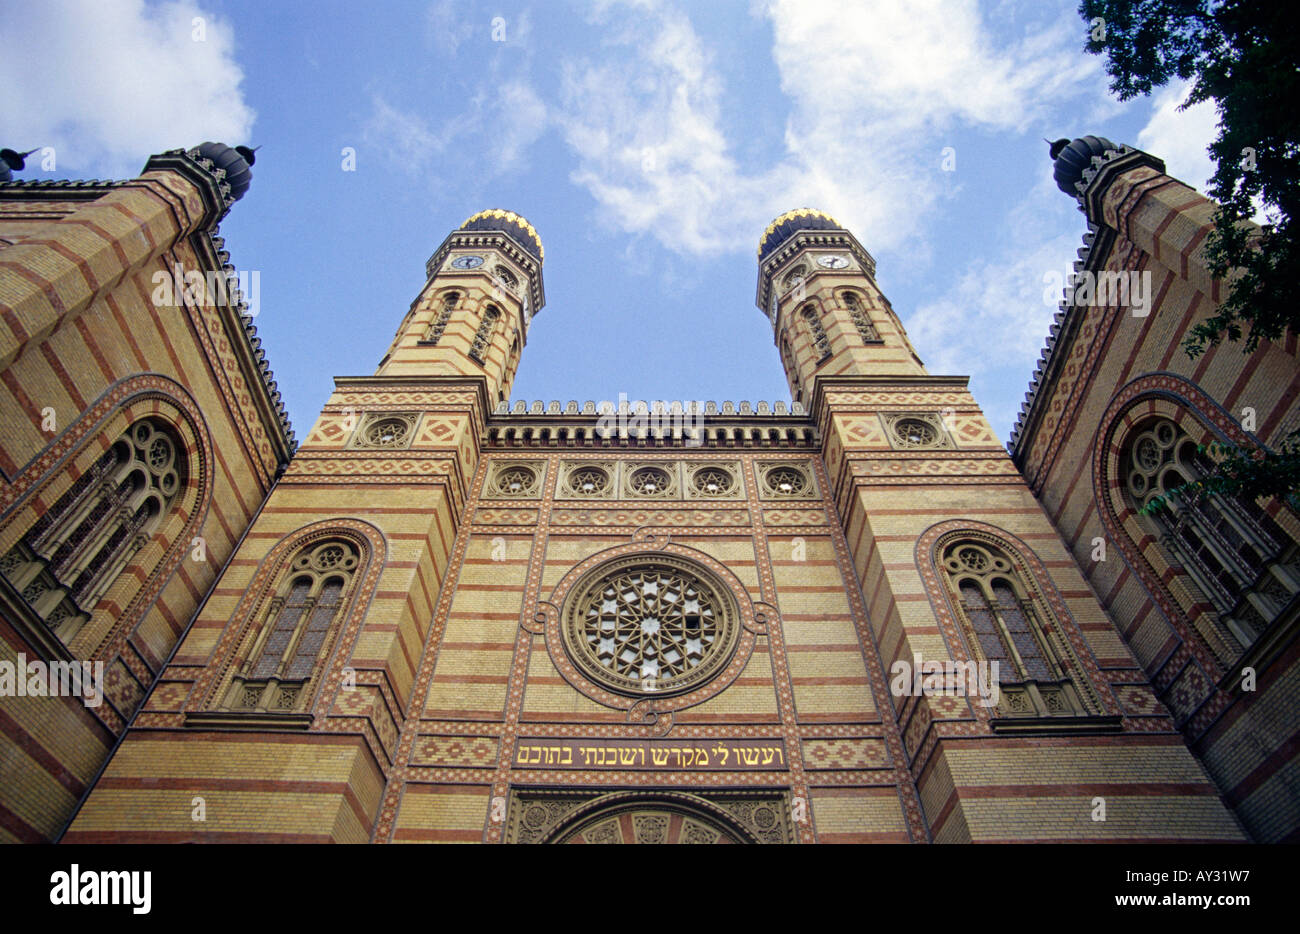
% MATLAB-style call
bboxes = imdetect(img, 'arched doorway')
[538,791,766,844]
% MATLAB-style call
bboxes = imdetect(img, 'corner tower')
[749,207,1246,844]
[378,209,545,407]
[65,210,545,842]
[755,209,925,406]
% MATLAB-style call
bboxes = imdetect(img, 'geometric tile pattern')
[412,735,500,768]
[801,738,889,770]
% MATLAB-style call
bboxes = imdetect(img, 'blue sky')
[1,0,1221,444]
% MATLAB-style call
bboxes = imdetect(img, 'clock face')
[451,254,484,269]
[818,255,850,269]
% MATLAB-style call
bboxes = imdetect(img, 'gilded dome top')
[757,208,844,261]
[460,209,543,262]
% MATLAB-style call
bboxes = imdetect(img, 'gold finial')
[461,209,544,261]
[757,208,843,259]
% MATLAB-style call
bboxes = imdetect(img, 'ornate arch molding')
[0,374,213,661]
[534,534,770,729]
[190,518,386,723]
[530,790,771,844]
[1090,373,1293,677]
[915,520,1121,728]
[837,288,882,342]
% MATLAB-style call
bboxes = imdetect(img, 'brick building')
[0,138,1294,843]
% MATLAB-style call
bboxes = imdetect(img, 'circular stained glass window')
[894,418,938,447]
[763,466,807,496]
[562,556,739,696]
[364,417,410,447]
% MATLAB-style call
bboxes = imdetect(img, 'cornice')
[1009,144,1166,462]
[424,230,545,315]
[755,229,878,337]
[194,230,296,459]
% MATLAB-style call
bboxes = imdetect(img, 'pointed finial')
[0,148,39,171]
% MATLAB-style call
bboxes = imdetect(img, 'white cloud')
[1137,80,1219,194]
[558,3,755,253]
[903,175,1082,440]
[0,0,254,179]
[364,80,548,177]
[364,98,446,170]
[495,81,548,171]
[425,0,477,56]
[553,0,1101,257]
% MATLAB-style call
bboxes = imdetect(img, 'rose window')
[764,466,807,496]
[568,466,609,496]
[133,421,180,496]
[629,466,672,495]
[293,541,359,576]
[894,418,938,447]
[563,557,738,695]
[691,468,733,497]
[943,543,1009,577]
[364,417,410,448]
[494,465,538,496]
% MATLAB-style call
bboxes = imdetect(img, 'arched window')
[470,305,501,364]
[940,538,1095,719]
[842,292,880,343]
[801,305,831,362]
[422,291,459,344]
[1,418,184,641]
[1122,417,1299,648]
[227,539,360,711]
[492,265,518,294]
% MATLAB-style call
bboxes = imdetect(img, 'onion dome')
[0,148,38,183]
[194,141,257,201]
[460,209,543,262]
[758,208,844,261]
[1049,135,1119,195]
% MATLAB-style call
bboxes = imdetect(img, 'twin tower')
[4,139,1282,843]
[376,205,929,413]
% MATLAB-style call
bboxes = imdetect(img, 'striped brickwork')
[18,182,1285,844]
[1013,161,1300,842]
[814,373,1241,842]
[0,166,290,843]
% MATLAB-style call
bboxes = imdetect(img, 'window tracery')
[1,418,184,641]
[470,305,501,363]
[940,537,1096,720]
[801,306,831,361]
[227,539,360,712]
[1122,417,1299,648]
[422,291,459,344]
[842,292,880,343]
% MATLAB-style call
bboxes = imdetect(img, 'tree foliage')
[1080,0,1299,356]
[1082,1,1299,509]
[1138,432,1300,516]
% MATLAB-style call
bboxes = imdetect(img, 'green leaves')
[1138,432,1300,515]
[1080,0,1300,357]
